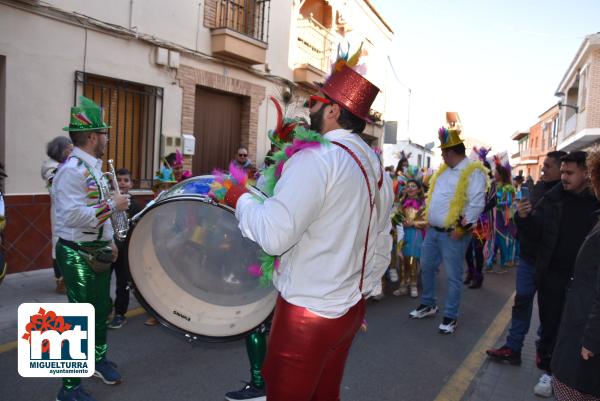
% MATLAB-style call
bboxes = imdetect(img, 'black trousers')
[111,240,130,316]
[537,271,569,372]
[465,238,484,284]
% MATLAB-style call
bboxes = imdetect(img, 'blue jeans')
[420,227,472,319]
[505,258,537,352]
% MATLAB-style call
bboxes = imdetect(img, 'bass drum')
[128,175,276,342]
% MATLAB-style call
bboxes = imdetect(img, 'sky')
[374,0,600,153]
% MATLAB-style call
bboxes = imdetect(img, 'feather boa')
[242,127,328,285]
[425,160,490,228]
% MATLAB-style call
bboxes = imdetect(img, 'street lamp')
[555,91,579,113]
[557,100,578,113]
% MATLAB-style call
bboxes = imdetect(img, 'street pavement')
[0,266,553,401]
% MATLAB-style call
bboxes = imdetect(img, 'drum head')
[128,193,276,342]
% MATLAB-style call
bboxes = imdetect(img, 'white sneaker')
[393,286,408,296]
[410,285,418,298]
[409,304,438,319]
[438,317,457,334]
[388,268,399,282]
[533,373,553,398]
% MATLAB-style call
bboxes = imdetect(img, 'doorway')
[193,87,243,174]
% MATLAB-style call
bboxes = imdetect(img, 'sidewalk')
[462,294,554,401]
[0,268,142,346]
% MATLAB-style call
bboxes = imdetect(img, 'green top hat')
[63,96,111,132]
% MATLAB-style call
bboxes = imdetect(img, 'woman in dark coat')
[551,148,600,401]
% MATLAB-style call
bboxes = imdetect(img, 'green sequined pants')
[56,240,112,390]
[246,326,267,389]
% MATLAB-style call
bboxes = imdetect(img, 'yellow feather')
[347,43,363,67]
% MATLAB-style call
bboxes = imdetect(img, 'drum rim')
[127,195,275,343]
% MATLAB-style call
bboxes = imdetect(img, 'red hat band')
[320,66,380,122]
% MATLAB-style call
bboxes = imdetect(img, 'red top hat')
[319,65,380,122]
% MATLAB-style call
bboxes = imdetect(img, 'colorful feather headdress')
[268,96,305,147]
[473,146,492,163]
[493,154,512,178]
[438,112,464,149]
[330,42,367,77]
[403,165,424,185]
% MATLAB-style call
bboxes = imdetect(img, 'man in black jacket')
[514,152,597,397]
[487,151,565,365]
[550,148,600,400]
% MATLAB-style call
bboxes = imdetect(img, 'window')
[214,0,271,43]
[74,71,163,189]
[579,67,587,111]
[427,156,431,168]
[417,154,422,167]
[551,116,559,147]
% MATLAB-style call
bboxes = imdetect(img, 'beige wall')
[0,5,183,194]
[0,0,294,194]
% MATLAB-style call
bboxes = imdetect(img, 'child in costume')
[464,148,496,288]
[393,166,427,298]
[165,149,192,182]
[489,156,516,271]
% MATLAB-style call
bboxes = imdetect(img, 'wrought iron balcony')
[210,0,270,64]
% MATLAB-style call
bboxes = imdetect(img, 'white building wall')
[0,0,294,194]
[0,5,182,194]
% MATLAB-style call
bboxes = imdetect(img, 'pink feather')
[228,162,247,185]
[274,161,284,179]
[212,169,226,183]
[274,258,281,272]
[247,264,262,277]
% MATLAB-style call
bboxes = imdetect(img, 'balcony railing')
[296,16,338,73]
[214,0,271,43]
[564,114,577,139]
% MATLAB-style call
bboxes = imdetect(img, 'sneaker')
[393,286,408,296]
[94,359,121,385]
[225,382,266,401]
[108,315,127,329]
[144,317,158,326]
[438,317,457,334]
[55,277,67,295]
[409,304,438,319]
[533,373,553,397]
[56,385,97,401]
[410,285,418,298]
[486,345,522,365]
[388,268,399,283]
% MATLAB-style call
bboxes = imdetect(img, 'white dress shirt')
[52,147,114,242]
[427,157,487,228]
[236,129,394,318]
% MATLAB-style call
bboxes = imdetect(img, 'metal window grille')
[215,0,271,43]
[74,71,163,189]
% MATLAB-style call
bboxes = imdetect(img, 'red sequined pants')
[262,296,366,401]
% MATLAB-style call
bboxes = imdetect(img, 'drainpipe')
[129,0,138,38]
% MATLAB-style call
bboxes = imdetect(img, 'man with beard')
[222,62,394,400]
[53,96,130,401]
[507,151,598,398]
[487,151,565,366]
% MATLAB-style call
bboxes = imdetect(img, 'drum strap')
[332,141,383,292]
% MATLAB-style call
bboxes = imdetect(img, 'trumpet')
[103,160,130,241]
